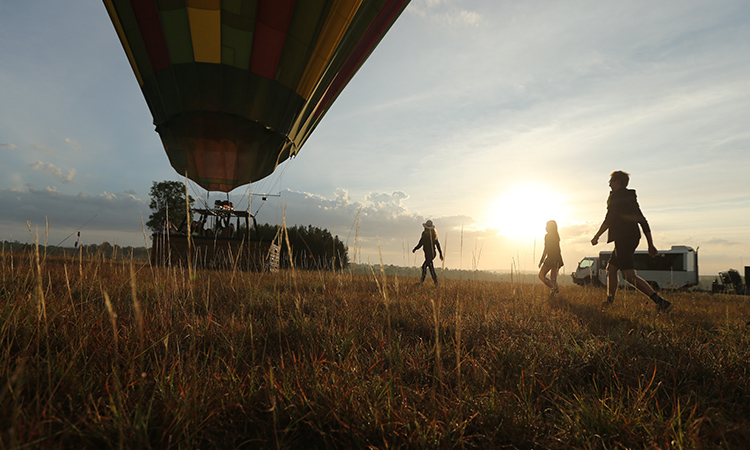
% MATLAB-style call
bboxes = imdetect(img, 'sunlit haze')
[486,182,570,242]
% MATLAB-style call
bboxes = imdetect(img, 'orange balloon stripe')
[291,0,408,151]
[295,0,362,100]
[315,0,409,118]
[103,0,144,86]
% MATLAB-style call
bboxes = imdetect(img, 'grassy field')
[1,249,749,449]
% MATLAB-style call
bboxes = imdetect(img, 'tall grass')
[1,250,749,449]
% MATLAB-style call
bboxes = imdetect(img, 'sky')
[1,0,749,277]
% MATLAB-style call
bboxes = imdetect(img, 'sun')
[487,182,568,242]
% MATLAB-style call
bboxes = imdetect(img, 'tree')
[254,223,349,270]
[146,181,194,232]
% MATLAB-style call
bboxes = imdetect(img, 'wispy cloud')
[30,161,76,183]
[0,187,148,240]
[0,143,20,151]
[702,238,742,246]
[408,0,482,27]
[65,138,81,151]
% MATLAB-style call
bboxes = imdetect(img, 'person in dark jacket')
[538,220,563,295]
[591,171,672,312]
[412,220,443,285]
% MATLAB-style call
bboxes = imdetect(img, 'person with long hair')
[538,220,563,295]
[412,220,443,285]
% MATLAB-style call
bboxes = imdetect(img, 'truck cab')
[571,256,602,286]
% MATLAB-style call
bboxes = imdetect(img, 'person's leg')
[420,260,428,283]
[605,240,637,304]
[538,266,552,288]
[621,269,673,311]
[428,261,438,284]
[621,269,654,296]
[606,262,619,300]
[550,265,559,291]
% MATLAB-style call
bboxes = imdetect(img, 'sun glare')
[487,182,568,241]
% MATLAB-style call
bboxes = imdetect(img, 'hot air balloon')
[103,0,410,192]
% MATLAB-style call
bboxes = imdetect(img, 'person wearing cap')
[591,170,673,312]
[412,220,443,285]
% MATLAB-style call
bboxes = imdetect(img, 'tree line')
[1,240,150,261]
[254,223,349,271]
[2,222,350,271]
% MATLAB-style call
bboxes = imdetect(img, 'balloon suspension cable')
[251,192,280,217]
[247,157,291,218]
[186,178,211,210]
[234,185,251,212]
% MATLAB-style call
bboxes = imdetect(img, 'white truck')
[571,245,698,291]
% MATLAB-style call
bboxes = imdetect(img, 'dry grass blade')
[103,290,118,353]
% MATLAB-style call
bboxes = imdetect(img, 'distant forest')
[1,240,151,261]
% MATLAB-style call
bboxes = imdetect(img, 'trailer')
[571,245,699,291]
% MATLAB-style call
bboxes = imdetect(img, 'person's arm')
[591,221,608,246]
[592,194,614,245]
[644,231,658,257]
[412,236,423,253]
[539,247,548,267]
[633,195,658,257]
[435,240,443,260]
[637,212,657,257]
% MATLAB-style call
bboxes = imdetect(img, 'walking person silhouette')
[413,220,443,285]
[591,170,673,312]
[538,220,563,296]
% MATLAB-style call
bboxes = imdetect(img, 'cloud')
[0,187,149,245]
[30,161,76,183]
[0,143,20,151]
[65,138,81,151]
[702,238,741,246]
[409,0,482,27]
[364,191,410,216]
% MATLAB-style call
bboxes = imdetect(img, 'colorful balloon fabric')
[104,0,410,191]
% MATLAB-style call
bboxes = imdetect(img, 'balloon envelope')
[104,0,410,192]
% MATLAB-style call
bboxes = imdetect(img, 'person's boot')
[602,295,614,308]
[650,293,673,313]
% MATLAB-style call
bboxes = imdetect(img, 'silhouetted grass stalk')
[351,207,361,277]
[103,290,118,353]
[130,263,144,373]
